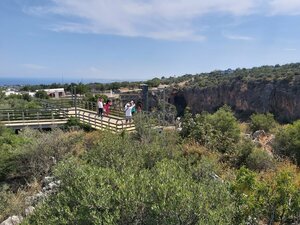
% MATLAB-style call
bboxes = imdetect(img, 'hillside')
[168,63,300,122]
[1,91,300,225]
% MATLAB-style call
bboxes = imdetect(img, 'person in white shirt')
[124,102,135,124]
[97,98,104,118]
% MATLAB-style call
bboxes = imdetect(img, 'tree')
[184,105,241,153]
[250,113,277,132]
[274,120,300,165]
[146,77,161,87]
[22,93,32,102]
[35,90,49,99]
[75,83,90,95]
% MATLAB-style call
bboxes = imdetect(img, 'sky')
[1,0,300,83]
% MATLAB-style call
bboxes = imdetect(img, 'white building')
[3,89,20,96]
[42,88,66,98]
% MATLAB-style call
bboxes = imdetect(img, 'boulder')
[252,130,266,140]
[0,215,23,225]
[25,206,35,216]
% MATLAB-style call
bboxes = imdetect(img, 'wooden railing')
[67,109,135,133]
[0,108,67,121]
[38,99,125,117]
[0,98,175,132]
[0,107,135,133]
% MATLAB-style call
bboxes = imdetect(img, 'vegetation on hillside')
[2,61,300,224]
[0,93,41,110]
[14,63,300,98]
[0,103,299,224]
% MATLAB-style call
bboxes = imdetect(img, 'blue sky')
[1,0,300,82]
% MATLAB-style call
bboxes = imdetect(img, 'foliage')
[75,82,90,95]
[25,134,235,225]
[34,90,49,99]
[16,63,300,95]
[133,113,161,144]
[181,106,241,153]
[274,120,300,165]
[22,93,32,102]
[146,77,161,87]
[245,148,274,171]
[64,117,94,132]
[231,164,300,224]
[0,94,41,110]
[84,93,108,103]
[0,186,27,222]
[250,113,277,132]
[0,96,299,224]
[0,126,27,181]
[233,138,255,168]
[0,128,83,184]
[180,107,194,138]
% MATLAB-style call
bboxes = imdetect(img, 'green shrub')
[205,106,240,152]
[233,138,255,168]
[231,165,300,224]
[24,158,235,225]
[0,186,27,222]
[0,128,84,182]
[182,106,241,153]
[246,148,274,171]
[0,127,27,181]
[34,90,49,99]
[250,113,277,132]
[274,120,300,165]
[64,117,93,132]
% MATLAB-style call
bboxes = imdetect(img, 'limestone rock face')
[0,216,23,225]
[170,78,300,122]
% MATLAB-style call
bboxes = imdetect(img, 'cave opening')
[173,95,187,117]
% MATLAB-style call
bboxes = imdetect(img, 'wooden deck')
[0,107,135,132]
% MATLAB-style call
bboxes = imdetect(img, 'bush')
[231,164,300,224]
[245,148,274,171]
[233,138,255,168]
[3,128,84,182]
[0,186,27,222]
[24,158,235,225]
[250,113,277,132]
[34,90,49,99]
[0,127,27,181]
[22,128,237,224]
[205,106,240,152]
[182,106,241,153]
[64,117,93,132]
[274,120,300,165]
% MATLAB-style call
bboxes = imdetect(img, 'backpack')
[131,106,136,113]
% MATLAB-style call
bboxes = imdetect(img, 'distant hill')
[168,63,300,122]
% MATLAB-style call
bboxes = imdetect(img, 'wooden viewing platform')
[0,107,135,132]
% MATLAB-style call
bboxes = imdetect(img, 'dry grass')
[239,122,250,134]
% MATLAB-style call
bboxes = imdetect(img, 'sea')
[0,77,135,86]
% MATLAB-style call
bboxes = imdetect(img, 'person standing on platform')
[125,102,135,124]
[97,97,104,119]
[104,99,112,116]
[131,100,136,116]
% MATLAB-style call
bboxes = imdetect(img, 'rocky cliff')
[170,77,300,122]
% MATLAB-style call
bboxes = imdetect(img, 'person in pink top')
[104,99,112,116]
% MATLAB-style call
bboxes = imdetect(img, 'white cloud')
[25,0,300,41]
[283,48,297,51]
[224,33,255,41]
[22,64,46,70]
[88,66,101,74]
[25,0,262,41]
[71,66,102,77]
[269,0,300,15]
